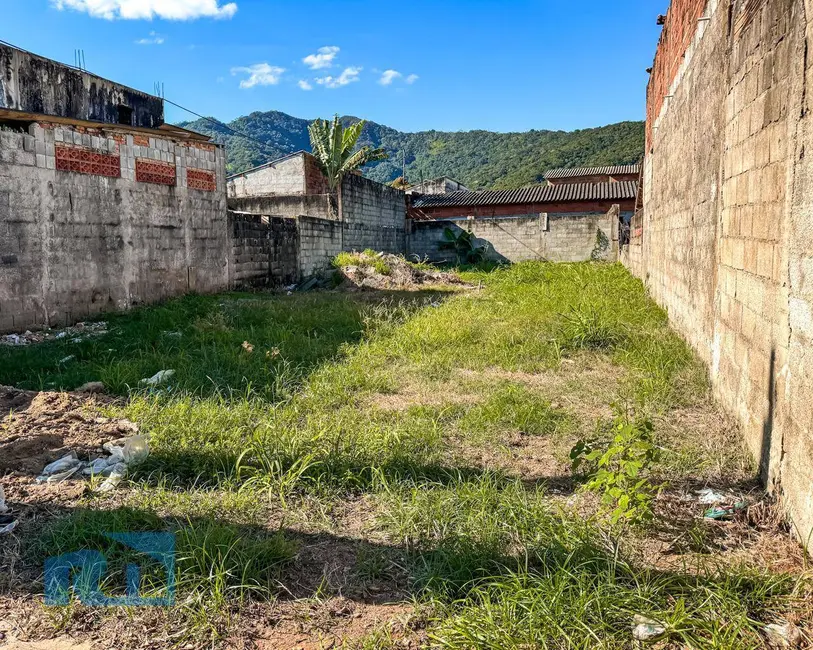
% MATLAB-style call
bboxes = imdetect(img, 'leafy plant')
[439,227,487,265]
[308,115,388,193]
[570,409,663,526]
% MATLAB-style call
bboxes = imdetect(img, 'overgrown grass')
[334,250,392,276]
[9,261,804,648]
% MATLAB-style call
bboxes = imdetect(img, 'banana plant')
[439,227,487,265]
[308,115,388,193]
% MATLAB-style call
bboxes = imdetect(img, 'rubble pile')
[337,252,470,290]
[0,321,108,347]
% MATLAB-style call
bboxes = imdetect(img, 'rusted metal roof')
[543,164,641,180]
[410,181,638,209]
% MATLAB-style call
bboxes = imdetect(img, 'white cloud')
[316,67,361,89]
[231,63,285,89]
[135,31,165,45]
[303,46,339,70]
[51,0,237,20]
[298,80,313,91]
[316,66,361,89]
[378,69,401,86]
[405,74,419,85]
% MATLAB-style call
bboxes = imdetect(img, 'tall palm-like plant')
[308,115,388,193]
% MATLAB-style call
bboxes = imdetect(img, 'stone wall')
[629,0,813,545]
[229,213,298,288]
[409,211,618,264]
[0,121,228,332]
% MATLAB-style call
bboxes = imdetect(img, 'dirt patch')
[251,600,421,650]
[0,387,134,477]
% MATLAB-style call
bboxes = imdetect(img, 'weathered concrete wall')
[298,215,342,278]
[0,121,228,332]
[630,0,813,545]
[406,177,469,195]
[408,210,618,264]
[228,194,332,221]
[229,213,298,288]
[0,44,164,129]
[340,173,405,254]
[227,154,306,199]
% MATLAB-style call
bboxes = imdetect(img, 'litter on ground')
[632,614,667,642]
[34,435,149,493]
[140,370,175,386]
[0,322,108,347]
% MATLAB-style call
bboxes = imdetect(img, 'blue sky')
[2,0,668,133]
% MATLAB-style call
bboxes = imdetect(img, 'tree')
[308,115,388,193]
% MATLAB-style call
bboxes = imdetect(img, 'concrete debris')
[140,369,175,386]
[764,622,803,648]
[632,615,667,642]
[336,251,470,290]
[34,435,149,494]
[0,322,108,347]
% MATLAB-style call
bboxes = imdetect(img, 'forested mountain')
[179,111,644,191]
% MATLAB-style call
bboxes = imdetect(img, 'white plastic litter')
[0,486,17,534]
[632,615,667,642]
[58,355,76,364]
[140,369,175,386]
[35,435,149,493]
[40,452,80,476]
[697,488,727,505]
[764,622,803,648]
[96,464,127,494]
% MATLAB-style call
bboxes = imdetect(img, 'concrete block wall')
[229,213,299,288]
[630,0,813,546]
[297,215,342,278]
[408,212,617,264]
[0,121,229,332]
[339,173,406,254]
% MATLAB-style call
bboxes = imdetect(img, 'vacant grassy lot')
[0,262,810,649]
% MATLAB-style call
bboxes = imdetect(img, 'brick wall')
[408,210,618,264]
[229,213,298,288]
[0,122,229,332]
[629,0,813,547]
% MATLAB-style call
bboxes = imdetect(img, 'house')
[405,176,469,195]
[0,43,229,333]
[544,164,640,185]
[226,151,407,259]
[405,169,638,264]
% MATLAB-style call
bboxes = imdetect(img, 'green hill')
[179,111,644,191]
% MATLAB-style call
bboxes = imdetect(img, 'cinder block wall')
[629,0,813,545]
[0,122,229,332]
[227,155,306,198]
[339,174,406,254]
[408,211,618,263]
[229,213,299,288]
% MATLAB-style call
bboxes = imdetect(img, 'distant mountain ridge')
[178,111,644,191]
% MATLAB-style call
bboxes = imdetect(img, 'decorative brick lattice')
[55,145,121,178]
[136,159,177,186]
[187,168,216,192]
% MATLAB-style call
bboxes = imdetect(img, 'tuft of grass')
[334,251,392,276]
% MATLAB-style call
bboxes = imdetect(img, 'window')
[118,105,133,126]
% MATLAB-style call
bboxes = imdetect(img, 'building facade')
[0,44,229,333]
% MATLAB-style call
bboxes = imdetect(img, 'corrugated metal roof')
[410,181,638,209]
[544,164,641,180]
